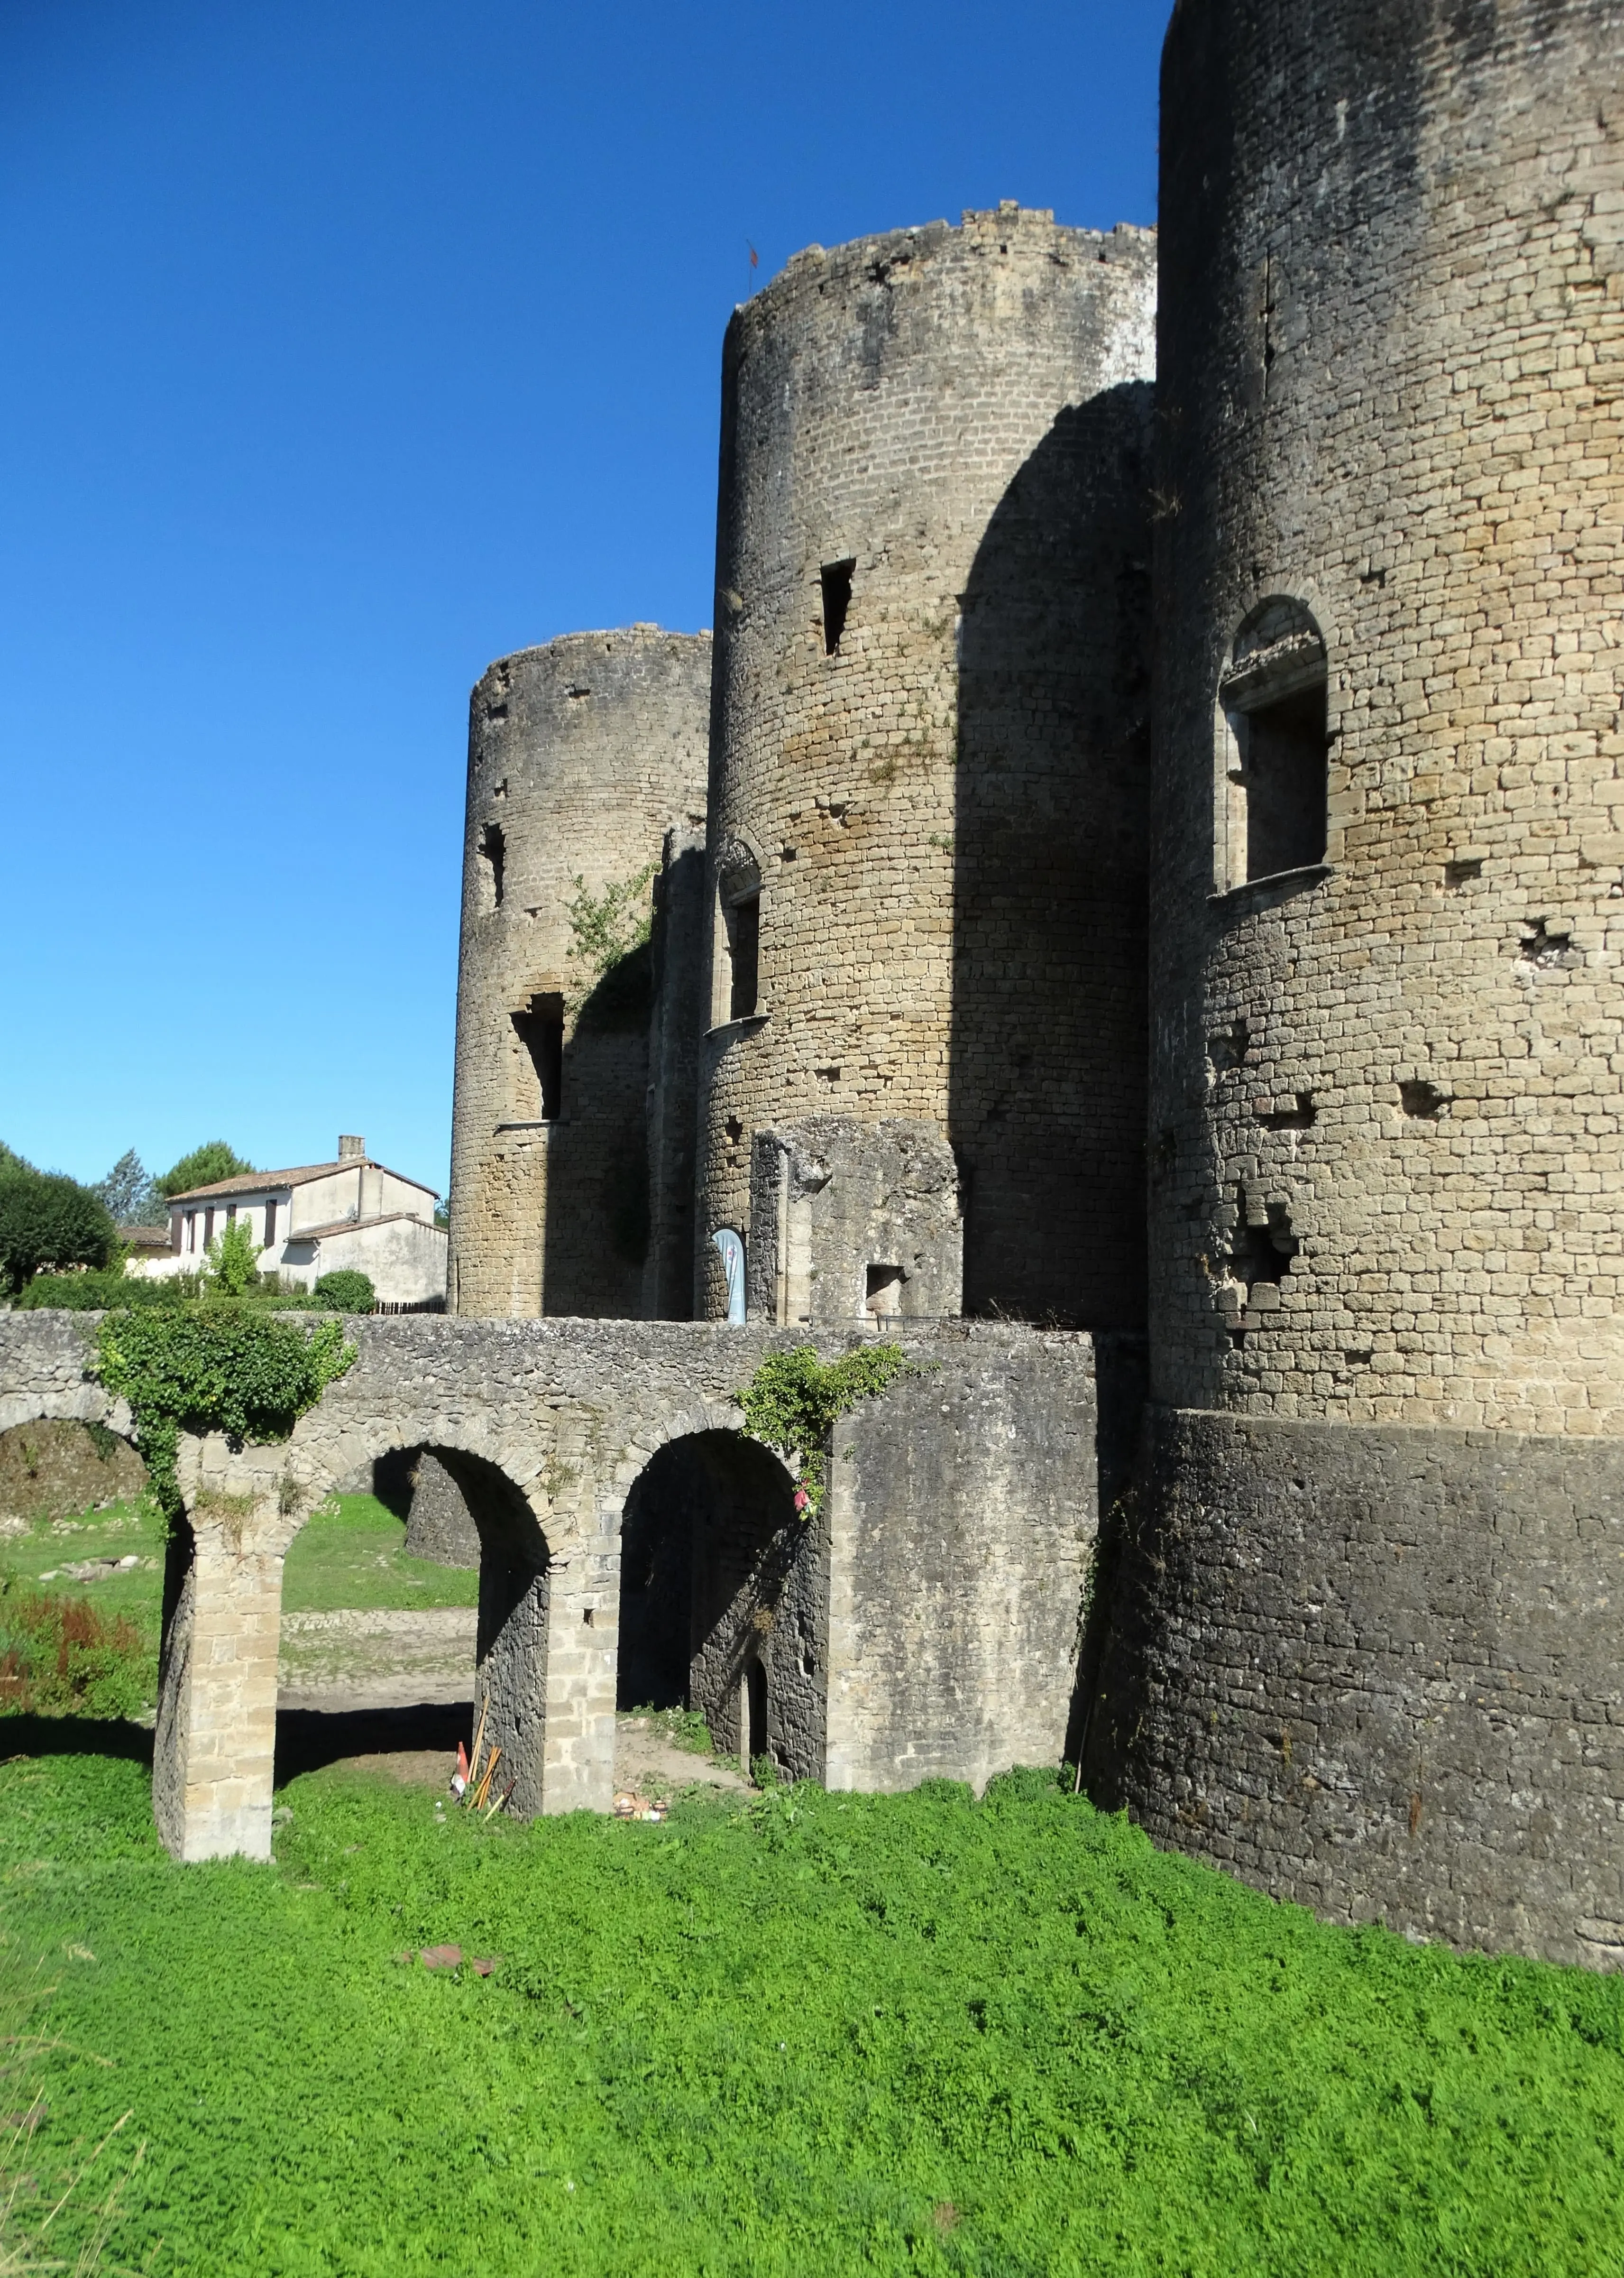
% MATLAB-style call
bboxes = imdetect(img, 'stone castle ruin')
[5,0,1621,1969]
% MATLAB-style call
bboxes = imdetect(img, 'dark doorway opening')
[746,1659,768,1761]
[512,993,564,1119]
[616,1430,820,1777]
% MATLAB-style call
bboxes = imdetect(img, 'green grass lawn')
[282,1493,478,1614]
[0,1494,167,1639]
[2,1752,1621,2278]
[0,1490,476,1633]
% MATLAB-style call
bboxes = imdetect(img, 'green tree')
[0,1140,37,1178]
[156,1141,256,1199]
[204,1216,262,1297]
[94,1149,167,1227]
[0,1171,116,1293]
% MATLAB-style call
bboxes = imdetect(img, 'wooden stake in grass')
[464,1699,490,1805]
[472,1746,502,1813]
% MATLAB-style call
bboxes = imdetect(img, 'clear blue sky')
[0,0,1169,1200]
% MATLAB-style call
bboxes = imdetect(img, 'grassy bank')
[2,1750,1621,2277]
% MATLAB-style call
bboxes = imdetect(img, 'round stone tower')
[697,204,1157,1328]
[1094,0,1624,1965]
[448,627,710,1319]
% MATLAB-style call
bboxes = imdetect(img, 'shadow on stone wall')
[540,944,654,1318]
[951,381,1153,1328]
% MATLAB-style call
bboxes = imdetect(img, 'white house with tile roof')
[145,1135,446,1306]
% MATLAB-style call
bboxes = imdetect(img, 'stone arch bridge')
[1,1312,1095,1862]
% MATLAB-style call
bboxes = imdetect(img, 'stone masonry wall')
[449,628,711,1319]
[1151,0,1624,1429]
[1127,0,1624,1966]
[745,1117,963,1326]
[1086,1406,1624,1970]
[697,206,1156,1327]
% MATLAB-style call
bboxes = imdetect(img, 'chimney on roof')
[339,1134,365,1162]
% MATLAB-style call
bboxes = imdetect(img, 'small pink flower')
[793,1488,810,1511]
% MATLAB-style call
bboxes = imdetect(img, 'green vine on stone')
[93,1305,357,1525]
[737,1344,919,1522]
[565,863,657,983]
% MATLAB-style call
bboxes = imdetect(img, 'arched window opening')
[728,891,760,1019]
[1216,600,1328,890]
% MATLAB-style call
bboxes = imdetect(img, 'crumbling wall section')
[745,1116,963,1326]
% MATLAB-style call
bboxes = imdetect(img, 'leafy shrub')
[94,1304,357,1521]
[156,1140,255,1199]
[737,1342,919,1520]
[204,1215,262,1296]
[0,1574,156,1718]
[312,1269,375,1314]
[0,1170,115,1292]
[14,1266,184,1311]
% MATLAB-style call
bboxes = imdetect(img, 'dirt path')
[275,1614,751,1800]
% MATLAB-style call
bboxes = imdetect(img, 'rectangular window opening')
[729,894,760,1021]
[1238,682,1328,882]
[512,991,564,1119]
[865,1263,905,1318]
[820,559,855,655]
[264,1199,277,1249]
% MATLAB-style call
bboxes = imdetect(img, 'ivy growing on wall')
[94,1306,356,1523]
[736,1343,918,1522]
[565,863,657,982]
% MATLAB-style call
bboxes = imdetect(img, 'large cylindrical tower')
[448,628,710,1319]
[1096,0,1624,1964]
[696,205,1156,1327]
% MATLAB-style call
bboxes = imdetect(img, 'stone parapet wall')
[697,206,1156,1327]
[1150,0,1624,1427]
[1085,1406,1624,1970]
[448,627,711,1319]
